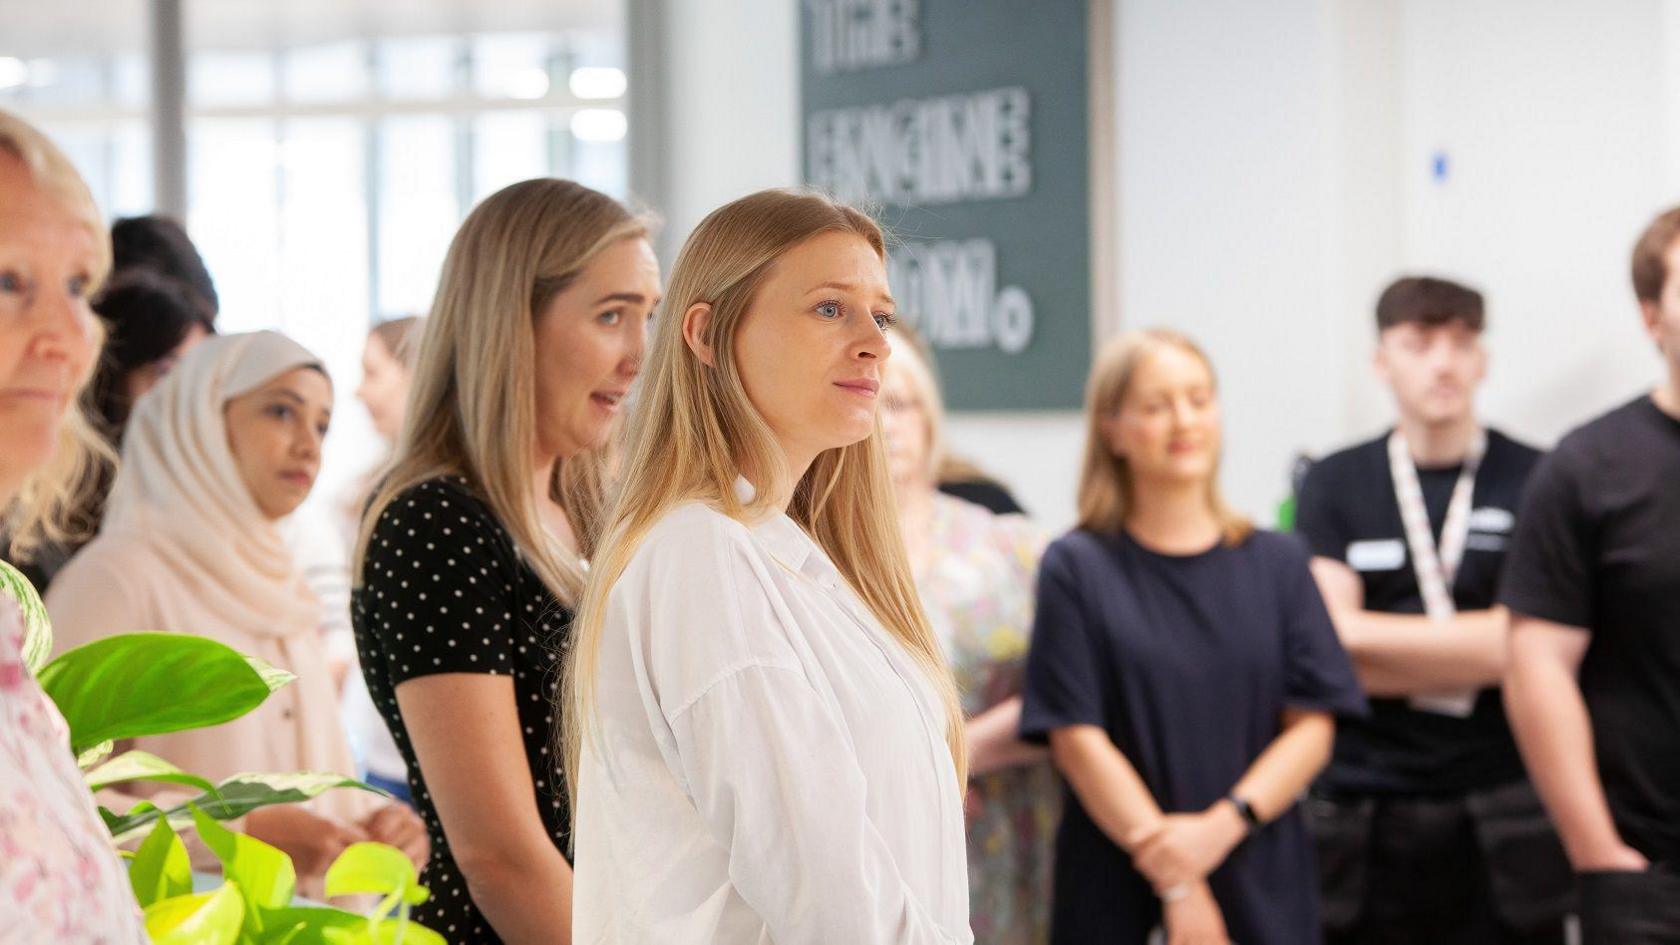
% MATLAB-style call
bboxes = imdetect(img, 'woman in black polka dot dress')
[352,179,660,943]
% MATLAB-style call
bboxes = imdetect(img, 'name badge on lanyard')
[1389,429,1485,718]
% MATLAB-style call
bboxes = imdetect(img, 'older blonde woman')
[0,107,146,942]
[881,332,1059,945]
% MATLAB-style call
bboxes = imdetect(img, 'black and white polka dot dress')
[352,475,572,943]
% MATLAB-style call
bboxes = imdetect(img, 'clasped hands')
[1125,800,1248,945]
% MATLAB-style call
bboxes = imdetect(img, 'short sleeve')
[1276,538,1368,717]
[1019,539,1107,743]
[1294,457,1350,562]
[357,481,520,685]
[1499,449,1594,630]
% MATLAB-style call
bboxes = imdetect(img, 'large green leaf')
[144,883,245,945]
[0,559,51,674]
[260,907,447,945]
[87,749,216,794]
[324,842,429,906]
[37,633,293,755]
[189,804,296,912]
[130,817,192,907]
[108,771,379,844]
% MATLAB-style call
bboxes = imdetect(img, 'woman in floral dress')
[0,107,147,942]
[882,332,1061,945]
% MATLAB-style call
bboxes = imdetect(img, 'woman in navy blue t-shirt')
[1021,329,1366,945]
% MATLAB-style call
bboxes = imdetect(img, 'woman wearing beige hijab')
[46,329,427,888]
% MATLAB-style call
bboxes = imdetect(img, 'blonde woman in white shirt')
[564,188,973,945]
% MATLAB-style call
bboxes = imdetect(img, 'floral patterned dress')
[916,494,1062,945]
[0,586,146,943]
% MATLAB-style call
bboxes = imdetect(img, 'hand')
[1163,880,1230,945]
[246,804,369,878]
[1130,802,1246,891]
[360,801,431,870]
[1574,839,1649,872]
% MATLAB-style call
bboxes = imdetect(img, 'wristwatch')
[1227,793,1262,834]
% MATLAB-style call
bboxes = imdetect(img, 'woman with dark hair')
[110,214,219,318]
[88,267,215,437]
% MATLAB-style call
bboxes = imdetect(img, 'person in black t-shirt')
[1503,207,1680,945]
[1296,276,1571,944]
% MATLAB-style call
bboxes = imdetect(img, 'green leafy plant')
[0,571,441,943]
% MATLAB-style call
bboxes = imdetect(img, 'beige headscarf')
[101,330,326,640]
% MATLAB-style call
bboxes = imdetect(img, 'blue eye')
[599,310,623,326]
[67,274,90,298]
[816,301,842,319]
[0,272,23,293]
[873,311,897,331]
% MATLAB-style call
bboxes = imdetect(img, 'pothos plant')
[2,560,444,945]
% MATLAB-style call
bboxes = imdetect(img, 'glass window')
[376,115,457,317]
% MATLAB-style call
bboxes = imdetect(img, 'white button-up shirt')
[573,489,973,945]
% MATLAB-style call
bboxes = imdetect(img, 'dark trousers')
[1580,868,1680,945]
[1310,782,1572,945]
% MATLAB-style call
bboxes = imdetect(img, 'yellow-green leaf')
[144,883,244,945]
[130,817,192,907]
[324,842,429,906]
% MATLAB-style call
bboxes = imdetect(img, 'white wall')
[654,0,801,254]
[652,0,1680,534]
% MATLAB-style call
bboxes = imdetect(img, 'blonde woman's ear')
[683,302,716,367]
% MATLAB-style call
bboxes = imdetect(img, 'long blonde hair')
[0,108,115,561]
[355,179,650,604]
[1076,328,1252,545]
[563,188,968,810]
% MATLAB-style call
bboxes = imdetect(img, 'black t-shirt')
[353,476,573,943]
[1295,427,1543,796]
[1020,528,1365,945]
[1500,395,1680,863]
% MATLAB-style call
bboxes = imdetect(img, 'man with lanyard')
[1295,276,1571,944]
[1503,207,1680,944]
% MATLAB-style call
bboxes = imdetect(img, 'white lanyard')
[1387,428,1485,717]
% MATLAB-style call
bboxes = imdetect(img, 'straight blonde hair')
[0,108,114,562]
[355,179,650,604]
[563,188,968,814]
[1077,328,1252,545]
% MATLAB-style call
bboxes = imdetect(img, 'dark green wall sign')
[801,0,1092,410]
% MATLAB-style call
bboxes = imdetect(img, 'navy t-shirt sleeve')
[1293,458,1349,562]
[1276,539,1368,717]
[1500,448,1595,631]
[1019,539,1106,744]
[359,481,519,686]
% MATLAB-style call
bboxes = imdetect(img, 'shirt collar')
[734,476,818,574]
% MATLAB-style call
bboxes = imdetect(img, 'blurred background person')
[1295,276,1569,945]
[1503,207,1680,945]
[336,314,423,803]
[109,214,219,321]
[45,330,427,893]
[354,178,657,944]
[1021,329,1366,945]
[0,105,145,943]
[883,329,1059,945]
